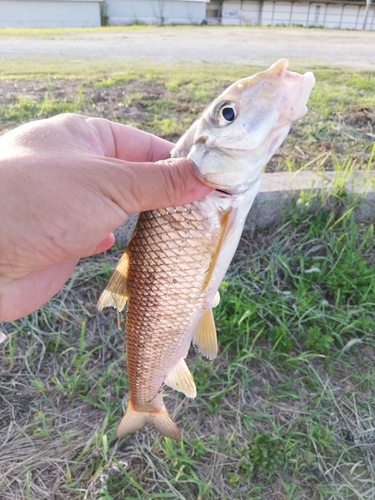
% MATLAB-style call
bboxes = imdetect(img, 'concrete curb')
[246,169,375,230]
[114,170,375,247]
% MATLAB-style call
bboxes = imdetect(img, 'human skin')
[0,113,212,322]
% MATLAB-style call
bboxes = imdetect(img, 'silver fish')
[98,59,315,440]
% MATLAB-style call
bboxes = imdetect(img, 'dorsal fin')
[193,309,218,360]
[97,249,130,312]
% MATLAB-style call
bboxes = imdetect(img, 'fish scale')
[118,202,222,437]
[98,59,315,440]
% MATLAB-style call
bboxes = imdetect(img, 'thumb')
[112,157,214,214]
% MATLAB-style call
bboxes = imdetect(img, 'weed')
[1,88,85,123]
[2,213,375,497]
[243,433,286,476]
[305,326,334,352]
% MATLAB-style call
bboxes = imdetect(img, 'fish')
[98,59,315,440]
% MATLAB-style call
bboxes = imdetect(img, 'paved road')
[1,27,375,69]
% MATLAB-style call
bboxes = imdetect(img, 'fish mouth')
[191,160,259,195]
[191,160,231,193]
[216,188,232,195]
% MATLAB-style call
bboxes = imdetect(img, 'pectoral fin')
[164,358,196,398]
[97,250,130,312]
[211,291,220,308]
[193,309,218,360]
[202,208,236,292]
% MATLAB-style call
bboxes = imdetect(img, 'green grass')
[0,51,375,499]
[1,195,375,499]
[0,25,306,39]
[0,26,160,39]
[2,89,85,122]
[1,59,374,169]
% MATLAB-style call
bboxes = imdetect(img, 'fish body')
[98,60,315,440]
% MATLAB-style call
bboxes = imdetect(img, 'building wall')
[0,0,101,28]
[221,0,375,30]
[107,0,207,25]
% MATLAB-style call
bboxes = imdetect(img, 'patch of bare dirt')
[1,78,374,171]
[0,79,152,132]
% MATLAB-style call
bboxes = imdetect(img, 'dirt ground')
[1,26,375,500]
[1,27,375,70]
[1,76,374,175]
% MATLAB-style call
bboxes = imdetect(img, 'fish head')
[186,59,315,194]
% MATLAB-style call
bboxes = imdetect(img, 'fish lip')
[190,159,231,193]
[216,188,233,196]
[191,159,259,195]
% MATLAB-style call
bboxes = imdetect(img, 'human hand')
[0,113,212,322]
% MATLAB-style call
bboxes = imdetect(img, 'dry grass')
[2,204,375,499]
[1,59,375,499]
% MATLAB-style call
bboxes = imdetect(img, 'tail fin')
[116,400,181,441]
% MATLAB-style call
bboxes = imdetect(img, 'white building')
[217,0,375,30]
[0,0,102,28]
[106,0,209,25]
[0,0,373,30]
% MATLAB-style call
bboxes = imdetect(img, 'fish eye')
[222,107,235,122]
[215,101,236,127]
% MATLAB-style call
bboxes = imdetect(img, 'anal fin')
[193,309,218,360]
[97,250,130,312]
[164,358,196,398]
